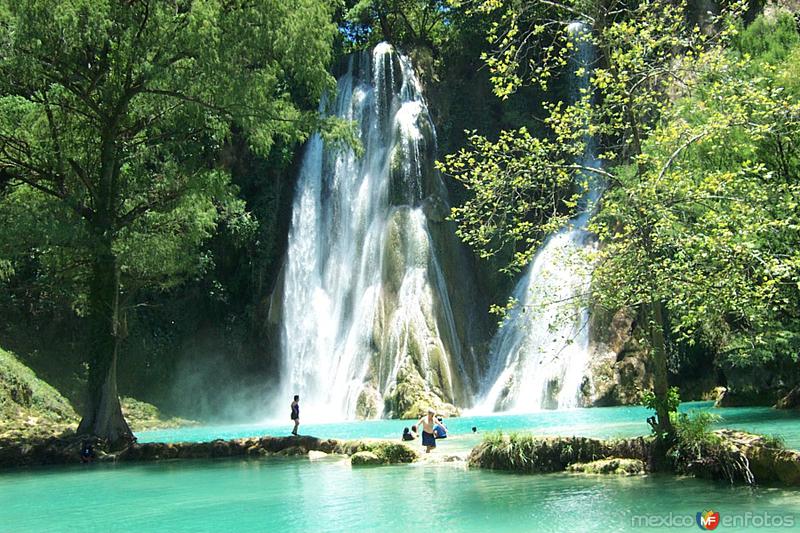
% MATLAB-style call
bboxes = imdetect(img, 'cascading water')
[276,43,479,420]
[474,22,601,413]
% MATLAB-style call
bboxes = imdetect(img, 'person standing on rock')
[290,395,300,436]
[416,409,438,453]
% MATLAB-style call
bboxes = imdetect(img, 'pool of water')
[1,457,798,533]
[138,402,800,451]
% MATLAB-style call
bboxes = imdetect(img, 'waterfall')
[474,22,601,413]
[276,43,478,420]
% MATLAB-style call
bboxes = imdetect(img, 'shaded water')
[1,458,798,533]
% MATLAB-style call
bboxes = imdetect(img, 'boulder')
[567,457,645,475]
[383,361,460,419]
[350,451,382,466]
[714,387,780,407]
[308,450,329,461]
[775,386,800,410]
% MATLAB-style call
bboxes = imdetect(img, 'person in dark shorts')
[80,441,94,463]
[416,409,438,453]
[290,395,300,436]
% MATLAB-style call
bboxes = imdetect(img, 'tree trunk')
[77,239,133,448]
[650,299,674,436]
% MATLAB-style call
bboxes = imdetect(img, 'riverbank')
[2,427,798,488]
[0,433,418,469]
[467,430,800,486]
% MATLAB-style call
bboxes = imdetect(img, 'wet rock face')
[775,386,800,409]
[583,308,652,406]
[382,361,460,419]
[355,386,381,420]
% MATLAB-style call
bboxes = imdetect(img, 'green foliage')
[469,432,650,472]
[761,434,786,450]
[437,127,581,273]
[0,0,340,437]
[443,2,800,406]
[0,0,339,303]
[735,12,800,66]
[344,0,451,50]
[672,410,722,445]
[0,346,77,426]
[641,387,681,415]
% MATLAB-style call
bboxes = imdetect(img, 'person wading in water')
[290,395,300,436]
[416,409,438,453]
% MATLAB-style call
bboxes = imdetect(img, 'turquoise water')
[1,458,798,532]
[139,402,800,451]
[3,403,799,532]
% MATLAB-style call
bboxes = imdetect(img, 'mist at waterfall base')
[160,348,280,423]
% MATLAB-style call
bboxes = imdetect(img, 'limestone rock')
[567,457,645,475]
[383,362,460,419]
[355,386,381,420]
[350,451,382,466]
[775,386,800,409]
[421,194,448,223]
[583,308,652,407]
[308,450,328,461]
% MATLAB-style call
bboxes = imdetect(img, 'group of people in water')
[402,409,448,453]
[291,396,474,454]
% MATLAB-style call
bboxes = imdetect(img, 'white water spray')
[276,44,476,420]
[474,22,601,413]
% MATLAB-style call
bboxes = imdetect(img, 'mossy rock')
[567,457,645,475]
[0,347,78,441]
[337,440,418,464]
[121,397,198,432]
[384,362,459,419]
[350,451,382,466]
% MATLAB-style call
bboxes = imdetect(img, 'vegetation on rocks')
[120,397,197,433]
[468,433,651,473]
[0,347,77,440]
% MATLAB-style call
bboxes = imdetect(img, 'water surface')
[138,402,800,451]
[2,458,798,533]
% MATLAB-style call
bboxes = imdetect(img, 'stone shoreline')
[1,430,798,487]
[0,434,418,468]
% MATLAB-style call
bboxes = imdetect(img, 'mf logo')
[697,510,721,530]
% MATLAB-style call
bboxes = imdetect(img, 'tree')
[0,0,338,446]
[439,0,800,436]
[344,0,451,50]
